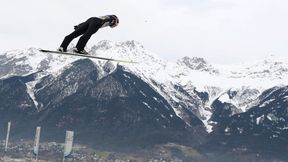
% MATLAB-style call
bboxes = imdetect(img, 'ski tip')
[117,60,140,64]
[38,49,47,52]
[120,60,139,64]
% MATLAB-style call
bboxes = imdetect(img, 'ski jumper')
[60,16,115,51]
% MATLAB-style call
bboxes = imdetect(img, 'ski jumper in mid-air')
[58,15,119,54]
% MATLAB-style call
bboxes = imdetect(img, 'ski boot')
[57,47,67,53]
[73,48,89,55]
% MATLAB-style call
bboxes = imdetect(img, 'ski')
[39,49,138,64]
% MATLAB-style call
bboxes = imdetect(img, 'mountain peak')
[180,56,208,67]
[91,40,145,52]
[118,40,144,48]
[91,40,113,50]
[178,56,219,74]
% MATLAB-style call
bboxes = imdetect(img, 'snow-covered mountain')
[0,40,287,133]
[91,40,288,132]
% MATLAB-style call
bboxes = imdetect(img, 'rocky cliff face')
[0,58,206,147]
[203,85,288,159]
[0,73,39,139]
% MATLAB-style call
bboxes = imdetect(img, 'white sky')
[0,0,288,64]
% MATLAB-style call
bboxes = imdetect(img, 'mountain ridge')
[0,40,287,133]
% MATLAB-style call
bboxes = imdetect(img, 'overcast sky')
[0,0,288,64]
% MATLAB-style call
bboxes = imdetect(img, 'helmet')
[109,15,119,28]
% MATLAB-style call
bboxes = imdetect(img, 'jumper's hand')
[74,25,78,30]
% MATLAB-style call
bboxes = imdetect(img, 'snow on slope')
[0,48,78,79]
[218,56,288,91]
[1,41,287,132]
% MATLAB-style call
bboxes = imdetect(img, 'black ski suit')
[60,17,106,51]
